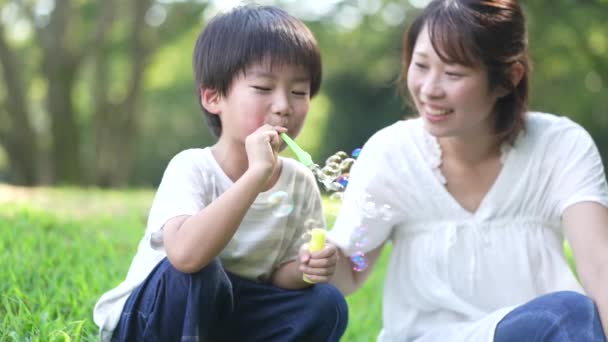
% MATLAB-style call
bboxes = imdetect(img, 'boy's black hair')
[193,5,322,138]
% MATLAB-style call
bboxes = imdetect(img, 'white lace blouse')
[328,112,608,342]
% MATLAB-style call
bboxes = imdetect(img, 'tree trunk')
[0,22,39,185]
[94,0,153,187]
[39,0,82,184]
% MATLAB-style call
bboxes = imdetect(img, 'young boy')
[93,5,347,341]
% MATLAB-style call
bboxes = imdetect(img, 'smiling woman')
[327,1,608,342]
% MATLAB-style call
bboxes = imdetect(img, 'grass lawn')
[0,185,387,341]
[0,184,577,341]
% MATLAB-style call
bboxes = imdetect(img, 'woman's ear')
[509,61,525,89]
[497,62,525,97]
[200,88,222,114]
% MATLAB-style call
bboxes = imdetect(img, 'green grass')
[0,186,387,341]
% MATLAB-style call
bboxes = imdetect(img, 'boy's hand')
[299,242,338,284]
[245,124,287,179]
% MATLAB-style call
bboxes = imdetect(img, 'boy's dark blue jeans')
[494,291,606,341]
[111,257,348,342]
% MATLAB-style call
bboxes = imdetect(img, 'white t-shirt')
[328,112,608,342]
[94,148,325,341]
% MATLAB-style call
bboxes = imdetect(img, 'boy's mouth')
[267,119,288,128]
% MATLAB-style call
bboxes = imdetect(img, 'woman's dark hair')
[193,5,322,137]
[399,0,530,143]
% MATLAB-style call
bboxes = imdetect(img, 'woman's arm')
[331,244,385,295]
[563,201,608,338]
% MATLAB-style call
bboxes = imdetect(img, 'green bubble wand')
[280,132,314,167]
[280,132,326,283]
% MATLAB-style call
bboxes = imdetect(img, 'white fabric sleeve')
[146,150,208,250]
[327,132,403,256]
[551,125,608,214]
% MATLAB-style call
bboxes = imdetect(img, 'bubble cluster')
[309,149,358,193]
[289,147,396,273]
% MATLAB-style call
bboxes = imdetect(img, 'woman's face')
[407,25,502,139]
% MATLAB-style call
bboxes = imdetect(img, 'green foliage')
[0,0,606,187]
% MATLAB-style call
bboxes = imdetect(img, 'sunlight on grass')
[0,185,386,341]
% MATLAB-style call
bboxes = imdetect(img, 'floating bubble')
[339,158,355,173]
[350,225,367,241]
[335,151,349,160]
[325,192,343,218]
[268,191,294,217]
[379,204,393,221]
[305,218,323,231]
[355,195,378,219]
[336,174,349,188]
[350,251,368,272]
[351,148,362,158]
[325,155,343,166]
[321,164,341,180]
[329,192,344,202]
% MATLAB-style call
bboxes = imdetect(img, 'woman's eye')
[445,72,463,79]
[252,86,271,91]
[292,90,308,96]
[414,63,428,69]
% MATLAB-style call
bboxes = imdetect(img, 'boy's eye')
[292,90,308,96]
[414,62,428,69]
[252,86,271,91]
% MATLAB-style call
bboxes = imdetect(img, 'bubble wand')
[280,133,314,167]
[280,133,327,283]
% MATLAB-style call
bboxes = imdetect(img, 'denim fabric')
[112,257,348,342]
[494,291,606,342]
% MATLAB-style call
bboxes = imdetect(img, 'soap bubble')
[350,252,368,272]
[268,191,294,217]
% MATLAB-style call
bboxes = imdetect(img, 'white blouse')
[328,112,608,342]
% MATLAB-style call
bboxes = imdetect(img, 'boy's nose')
[271,93,292,116]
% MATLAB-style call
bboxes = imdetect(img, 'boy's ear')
[200,88,222,114]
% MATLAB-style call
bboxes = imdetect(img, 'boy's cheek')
[243,116,266,135]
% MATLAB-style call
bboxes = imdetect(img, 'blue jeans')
[112,258,348,342]
[495,291,606,341]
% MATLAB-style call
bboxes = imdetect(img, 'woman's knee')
[539,291,597,322]
[496,291,603,342]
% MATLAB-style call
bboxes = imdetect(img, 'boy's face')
[215,61,311,148]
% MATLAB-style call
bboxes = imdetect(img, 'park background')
[1,0,607,340]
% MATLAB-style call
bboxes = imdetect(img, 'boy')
[93,5,347,341]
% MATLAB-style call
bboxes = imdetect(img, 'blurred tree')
[0,0,208,186]
[525,0,608,164]
[0,21,38,185]
[0,0,606,187]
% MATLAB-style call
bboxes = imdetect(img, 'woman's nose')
[420,74,444,99]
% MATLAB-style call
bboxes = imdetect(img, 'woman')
[321,0,608,340]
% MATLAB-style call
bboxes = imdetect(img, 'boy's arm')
[163,125,285,273]
[269,260,309,290]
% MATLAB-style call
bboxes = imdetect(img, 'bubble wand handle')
[303,228,326,284]
[280,133,314,167]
